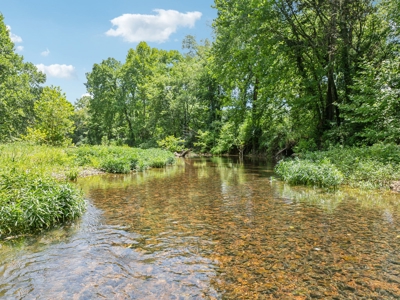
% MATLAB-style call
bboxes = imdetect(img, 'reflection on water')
[1,157,400,299]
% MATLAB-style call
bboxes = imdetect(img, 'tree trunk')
[252,77,259,154]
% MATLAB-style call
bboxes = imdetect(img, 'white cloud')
[16,46,24,52]
[36,64,76,79]
[6,25,23,43]
[105,9,202,43]
[41,48,50,56]
[80,93,92,98]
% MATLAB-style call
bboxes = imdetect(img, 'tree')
[211,0,283,153]
[72,95,91,145]
[339,0,400,144]
[0,14,45,141]
[85,57,123,144]
[211,0,391,152]
[24,86,75,146]
[122,42,181,144]
[85,42,182,146]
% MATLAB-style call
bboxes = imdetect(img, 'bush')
[0,143,175,238]
[157,135,185,152]
[194,130,214,153]
[0,169,85,238]
[275,158,344,188]
[298,143,400,189]
[99,156,131,173]
[69,145,175,173]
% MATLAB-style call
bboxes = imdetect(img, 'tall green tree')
[24,86,75,146]
[212,0,392,151]
[72,95,91,145]
[85,57,123,144]
[0,14,45,141]
[85,42,181,146]
[211,0,286,153]
[340,0,400,144]
[82,37,229,152]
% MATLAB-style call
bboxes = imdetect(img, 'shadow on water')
[1,157,400,299]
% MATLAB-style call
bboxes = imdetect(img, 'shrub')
[0,169,85,238]
[297,143,400,189]
[0,143,175,238]
[65,167,79,181]
[275,158,344,188]
[157,135,185,152]
[69,145,175,173]
[99,156,131,173]
[194,130,214,153]
[21,86,75,147]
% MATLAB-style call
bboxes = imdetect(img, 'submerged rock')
[390,181,400,192]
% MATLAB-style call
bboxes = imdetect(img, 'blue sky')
[1,0,216,103]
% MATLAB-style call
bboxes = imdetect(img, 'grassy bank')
[0,143,175,238]
[70,145,175,173]
[275,144,400,189]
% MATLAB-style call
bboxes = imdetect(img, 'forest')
[1,0,400,155]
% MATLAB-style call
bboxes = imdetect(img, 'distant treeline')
[1,0,399,154]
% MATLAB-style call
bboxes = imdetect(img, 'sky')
[0,0,216,103]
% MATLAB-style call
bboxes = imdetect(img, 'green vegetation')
[275,159,344,188]
[275,144,400,189]
[71,145,175,173]
[0,143,175,178]
[0,0,399,234]
[0,169,84,238]
[2,3,400,155]
[157,135,186,153]
[73,0,399,156]
[0,15,46,142]
[23,86,75,146]
[0,143,175,238]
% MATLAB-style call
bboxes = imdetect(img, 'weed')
[277,144,400,189]
[0,168,84,238]
[65,167,79,181]
[0,143,175,238]
[275,158,344,188]
[68,146,175,173]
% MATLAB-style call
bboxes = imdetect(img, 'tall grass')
[0,143,175,238]
[0,168,84,238]
[0,143,75,177]
[69,145,175,173]
[275,158,344,188]
[275,144,400,189]
[0,143,175,178]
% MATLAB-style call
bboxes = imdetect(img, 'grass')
[275,143,400,189]
[0,168,85,237]
[0,143,175,239]
[275,158,344,188]
[69,145,176,173]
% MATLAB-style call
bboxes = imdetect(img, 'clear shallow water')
[1,157,400,299]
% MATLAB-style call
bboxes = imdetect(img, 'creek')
[1,157,400,299]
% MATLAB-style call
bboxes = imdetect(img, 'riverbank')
[275,144,400,191]
[0,143,175,239]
